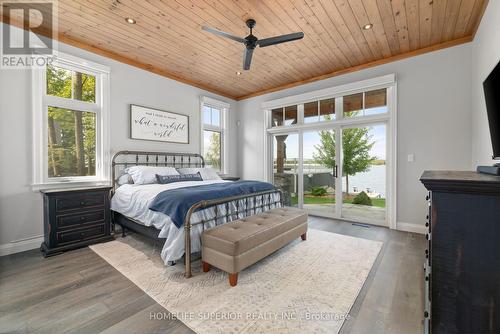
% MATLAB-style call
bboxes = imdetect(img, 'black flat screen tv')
[483,60,500,160]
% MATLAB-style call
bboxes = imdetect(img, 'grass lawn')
[291,195,386,208]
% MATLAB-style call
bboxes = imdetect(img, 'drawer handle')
[425,222,429,227]
[80,216,85,221]
[80,201,86,206]
[424,311,429,318]
[425,276,429,281]
[425,195,430,201]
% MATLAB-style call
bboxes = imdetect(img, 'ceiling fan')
[202,19,304,71]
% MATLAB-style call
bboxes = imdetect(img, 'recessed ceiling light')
[236,71,242,76]
[125,17,136,24]
[363,23,373,30]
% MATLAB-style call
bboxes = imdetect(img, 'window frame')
[32,52,110,191]
[200,96,229,174]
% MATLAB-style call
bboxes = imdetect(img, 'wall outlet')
[408,154,415,163]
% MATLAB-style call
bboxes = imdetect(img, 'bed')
[110,151,283,278]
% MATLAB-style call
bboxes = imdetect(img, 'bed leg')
[301,232,307,241]
[202,261,211,272]
[229,273,238,287]
[184,224,192,278]
[122,226,126,238]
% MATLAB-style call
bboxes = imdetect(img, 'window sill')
[31,180,111,192]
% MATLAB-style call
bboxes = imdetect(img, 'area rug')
[90,229,382,334]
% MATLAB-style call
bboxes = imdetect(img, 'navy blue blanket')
[149,180,275,228]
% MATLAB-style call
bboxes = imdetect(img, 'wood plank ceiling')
[2,0,488,100]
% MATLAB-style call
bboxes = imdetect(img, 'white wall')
[237,44,473,229]
[0,23,237,249]
[471,1,500,166]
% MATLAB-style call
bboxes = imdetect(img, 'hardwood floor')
[0,217,426,334]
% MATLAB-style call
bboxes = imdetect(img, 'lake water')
[278,164,387,198]
[342,165,386,197]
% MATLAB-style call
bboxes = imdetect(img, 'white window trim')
[262,74,397,229]
[200,96,230,174]
[31,51,111,191]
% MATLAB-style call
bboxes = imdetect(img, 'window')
[263,74,396,228]
[344,88,387,118]
[271,88,388,127]
[201,97,229,173]
[271,105,298,127]
[304,98,336,123]
[32,53,110,189]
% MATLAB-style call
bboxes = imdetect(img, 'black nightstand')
[221,176,240,181]
[40,186,114,257]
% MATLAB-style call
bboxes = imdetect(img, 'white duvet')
[111,180,280,265]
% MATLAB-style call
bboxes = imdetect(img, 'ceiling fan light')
[125,17,136,24]
[363,23,373,30]
[236,71,242,76]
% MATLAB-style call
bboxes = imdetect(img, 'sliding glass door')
[302,129,338,215]
[341,124,387,225]
[266,77,394,227]
[270,121,389,226]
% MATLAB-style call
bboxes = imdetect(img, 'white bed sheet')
[111,180,228,264]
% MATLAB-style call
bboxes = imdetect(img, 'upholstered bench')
[201,206,308,286]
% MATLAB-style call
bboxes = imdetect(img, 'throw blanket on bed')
[149,180,276,228]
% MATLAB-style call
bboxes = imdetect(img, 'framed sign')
[130,104,189,143]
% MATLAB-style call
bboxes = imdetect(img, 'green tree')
[313,124,377,195]
[205,132,221,170]
[46,66,96,177]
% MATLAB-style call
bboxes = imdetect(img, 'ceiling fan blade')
[202,26,245,43]
[257,32,304,47]
[243,48,254,70]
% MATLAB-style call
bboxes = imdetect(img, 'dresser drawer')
[57,225,105,245]
[55,192,106,212]
[56,210,106,229]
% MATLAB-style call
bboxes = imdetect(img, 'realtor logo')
[1,0,58,69]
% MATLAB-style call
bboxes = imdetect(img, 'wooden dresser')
[420,171,500,334]
[40,186,114,257]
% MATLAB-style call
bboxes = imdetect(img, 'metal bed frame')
[111,150,283,278]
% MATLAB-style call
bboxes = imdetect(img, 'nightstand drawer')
[56,192,106,212]
[57,225,105,245]
[56,210,106,229]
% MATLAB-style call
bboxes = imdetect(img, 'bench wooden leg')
[202,261,211,272]
[301,232,307,241]
[229,273,238,287]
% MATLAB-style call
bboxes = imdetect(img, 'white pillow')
[125,166,179,185]
[177,167,221,181]
[117,173,133,186]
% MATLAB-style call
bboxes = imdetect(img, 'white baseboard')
[396,222,427,235]
[0,235,44,257]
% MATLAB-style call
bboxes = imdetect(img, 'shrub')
[311,187,327,196]
[352,191,372,206]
